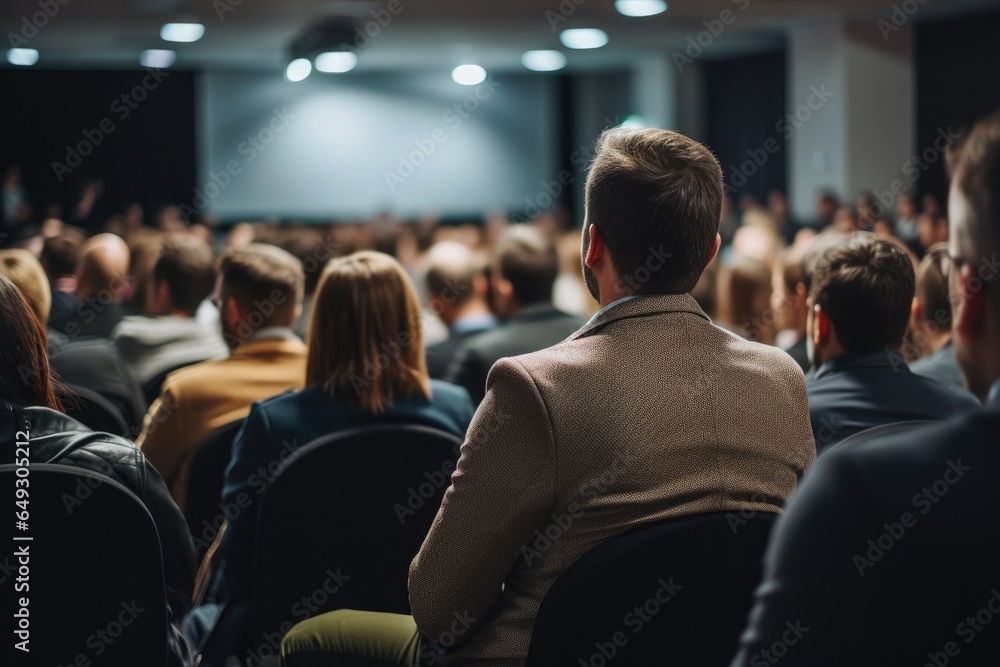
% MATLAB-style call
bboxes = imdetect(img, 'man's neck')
[926,331,952,355]
[450,301,492,326]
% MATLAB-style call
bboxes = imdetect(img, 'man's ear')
[224,297,242,331]
[472,274,489,299]
[584,224,605,269]
[955,273,989,338]
[793,281,808,307]
[157,280,171,312]
[910,297,924,327]
[812,304,831,345]
[705,233,722,268]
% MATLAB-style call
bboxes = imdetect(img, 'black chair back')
[64,382,131,438]
[185,419,245,558]
[248,425,462,649]
[1,463,169,666]
[526,511,778,667]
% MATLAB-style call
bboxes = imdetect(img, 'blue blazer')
[806,351,979,453]
[210,379,474,601]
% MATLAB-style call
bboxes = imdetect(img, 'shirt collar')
[246,326,301,343]
[452,312,498,335]
[813,350,909,381]
[586,295,640,327]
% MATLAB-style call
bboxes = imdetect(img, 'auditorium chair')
[1,463,169,666]
[525,511,778,667]
[184,419,245,561]
[64,382,132,438]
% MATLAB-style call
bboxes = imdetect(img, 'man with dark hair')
[137,243,306,508]
[772,246,810,373]
[112,234,228,384]
[730,110,1000,667]
[48,232,130,338]
[281,127,815,667]
[805,232,977,452]
[445,224,584,404]
[423,241,497,379]
[909,243,966,388]
[40,234,81,325]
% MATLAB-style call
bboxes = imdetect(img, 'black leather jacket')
[0,399,196,619]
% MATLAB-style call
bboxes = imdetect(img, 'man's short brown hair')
[153,235,217,315]
[494,225,559,306]
[915,244,952,329]
[585,126,724,294]
[219,243,304,327]
[808,233,915,354]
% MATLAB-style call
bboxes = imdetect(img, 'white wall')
[195,71,557,220]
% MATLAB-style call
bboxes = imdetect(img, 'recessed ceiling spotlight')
[614,0,668,17]
[160,23,205,43]
[559,28,609,50]
[452,64,487,86]
[285,58,313,82]
[521,50,567,72]
[6,48,39,66]
[140,49,177,68]
[315,51,358,73]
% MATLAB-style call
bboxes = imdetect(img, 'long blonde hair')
[306,251,430,413]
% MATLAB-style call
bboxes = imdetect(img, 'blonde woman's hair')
[306,251,430,413]
[0,249,52,325]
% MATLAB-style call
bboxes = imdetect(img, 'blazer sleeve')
[136,381,188,498]
[409,356,557,645]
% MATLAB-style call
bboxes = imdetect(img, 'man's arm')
[409,356,556,643]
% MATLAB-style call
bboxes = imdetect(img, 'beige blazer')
[409,294,816,667]
[137,337,307,508]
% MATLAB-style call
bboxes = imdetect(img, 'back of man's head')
[584,126,724,294]
[219,243,304,330]
[808,233,915,354]
[76,233,130,303]
[915,244,952,329]
[40,235,80,279]
[493,225,558,306]
[425,241,481,311]
[153,234,216,316]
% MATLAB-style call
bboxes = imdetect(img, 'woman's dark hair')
[0,273,63,411]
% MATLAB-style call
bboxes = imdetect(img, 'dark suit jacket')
[911,340,966,389]
[49,301,124,339]
[426,318,498,380]
[806,351,979,453]
[208,379,475,604]
[445,303,587,404]
[730,385,1000,667]
[783,336,810,374]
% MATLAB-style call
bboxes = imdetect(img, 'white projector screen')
[196,70,558,221]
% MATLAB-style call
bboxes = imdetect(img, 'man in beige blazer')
[281,127,816,667]
[137,243,307,509]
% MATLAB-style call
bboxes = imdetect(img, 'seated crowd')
[1,111,999,667]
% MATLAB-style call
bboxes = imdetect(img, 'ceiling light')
[559,28,609,50]
[6,48,39,66]
[315,51,358,73]
[140,49,177,68]
[285,57,313,82]
[521,50,567,72]
[160,23,205,43]
[452,64,487,86]
[614,0,668,17]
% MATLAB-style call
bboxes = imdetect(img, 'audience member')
[716,257,774,345]
[48,232,130,337]
[729,109,1000,667]
[40,233,81,324]
[895,191,919,244]
[917,211,949,252]
[137,243,306,508]
[423,241,497,379]
[0,272,195,664]
[909,243,965,388]
[772,246,810,373]
[112,234,227,384]
[0,249,51,325]
[814,190,839,229]
[281,127,816,667]
[445,225,586,404]
[188,251,475,663]
[803,232,978,452]
[768,189,798,245]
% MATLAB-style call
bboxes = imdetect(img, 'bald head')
[76,233,130,303]
[425,241,486,325]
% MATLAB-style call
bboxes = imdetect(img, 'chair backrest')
[1,463,169,666]
[248,425,462,647]
[64,383,131,438]
[831,420,930,451]
[185,419,245,559]
[525,511,778,667]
